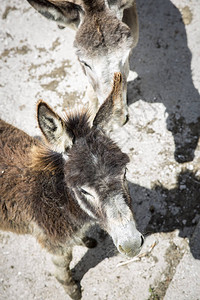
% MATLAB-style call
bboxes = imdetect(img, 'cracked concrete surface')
[0,0,200,299]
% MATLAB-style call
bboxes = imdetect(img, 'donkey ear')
[37,101,73,153]
[93,72,126,134]
[27,0,84,29]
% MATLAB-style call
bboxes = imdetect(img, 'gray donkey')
[27,0,138,124]
[0,73,143,300]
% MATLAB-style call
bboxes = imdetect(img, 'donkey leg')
[52,251,81,300]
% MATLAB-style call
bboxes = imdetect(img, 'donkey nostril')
[119,245,125,253]
[119,244,133,255]
[141,235,144,247]
[123,114,129,125]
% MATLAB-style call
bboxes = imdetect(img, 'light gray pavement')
[0,0,200,299]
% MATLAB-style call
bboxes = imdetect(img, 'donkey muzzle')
[110,221,144,257]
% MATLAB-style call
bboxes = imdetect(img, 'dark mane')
[82,0,105,13]
[63,109,91,141]
[75,9,132,56]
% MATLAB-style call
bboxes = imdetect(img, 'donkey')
[0,73,143,300]
[27,0,139,124]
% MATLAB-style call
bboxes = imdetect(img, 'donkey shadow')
[72,170,200,282]
[128,0,200,163]
[71,0,200,283]
[71,225,116,282]
[129,170,200,260]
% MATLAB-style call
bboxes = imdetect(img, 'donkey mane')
[75,2,133,56]
[30,144,64,173]
[82,0,105,13]
[63,109,91,139]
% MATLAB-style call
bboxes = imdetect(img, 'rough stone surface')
[0,0,200,299]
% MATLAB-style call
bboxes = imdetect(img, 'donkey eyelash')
[80,188,92,197]
[80,60,92,70]
[123,167,128,178]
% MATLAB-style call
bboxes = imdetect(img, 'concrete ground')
[0,0,200,299]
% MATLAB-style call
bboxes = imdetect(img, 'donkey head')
[74,1,134,107]
[27,0,137,123]
[36,73,144,257]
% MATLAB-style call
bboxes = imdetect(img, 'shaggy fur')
[0,115,129,299]
[26,0,139,126]
[0,120,84,241]
[0,73,142,300]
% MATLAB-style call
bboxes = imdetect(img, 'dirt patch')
[41,80,59,91]
[1,46,31,59]
[180,6,193,25]
[28,59,54,73]
[38,62,69,81]
[50,38,61,51]
[36,47,47,53]
[62,91,81,108]
[2,6,17,19]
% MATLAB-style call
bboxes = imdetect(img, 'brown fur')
[0,120,37,234]
[30,144,64,172]
[0,74,142,300]
[0,118,87,241]
[0,115,124,299]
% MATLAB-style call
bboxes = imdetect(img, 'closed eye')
[80,188,93,197]
[80,60,92,70]
[78,186,99,206]
[123,167,128,180]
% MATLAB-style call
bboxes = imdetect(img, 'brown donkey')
[0,73,143,300]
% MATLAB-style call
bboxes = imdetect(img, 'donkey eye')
[80,60,92,70]
[80,188,92,196]
[123,168,127,179]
